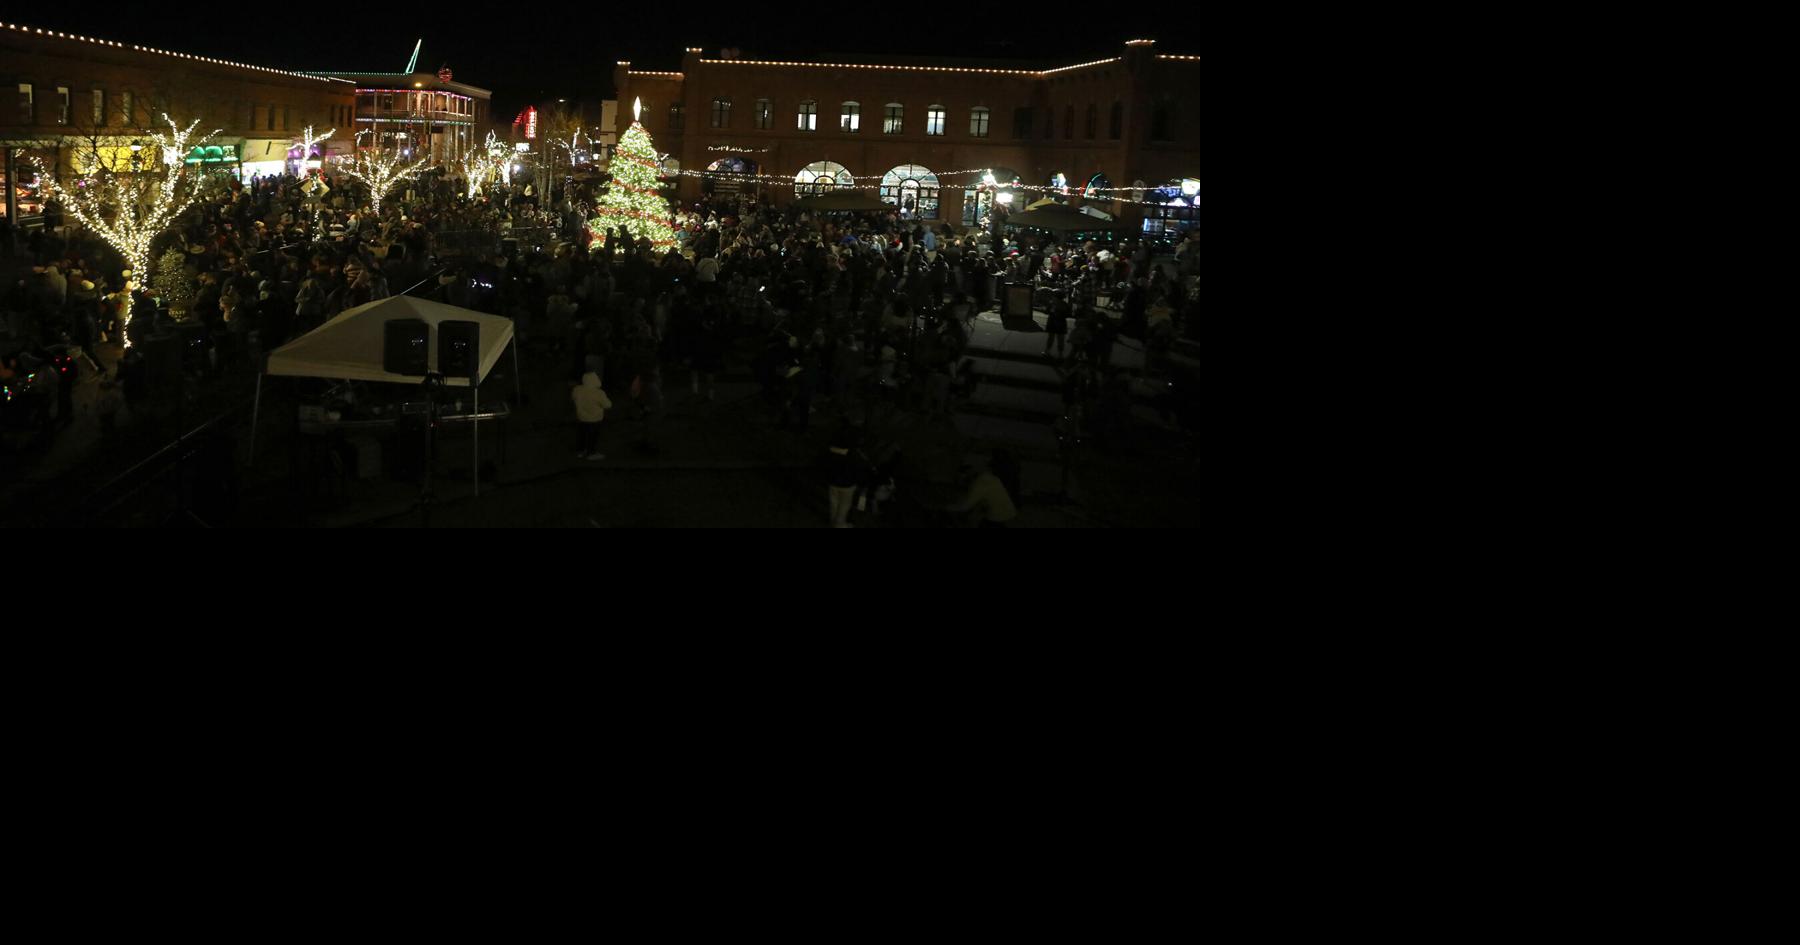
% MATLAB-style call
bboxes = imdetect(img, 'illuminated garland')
[677,165,1186,195]
[670,168,1199,208]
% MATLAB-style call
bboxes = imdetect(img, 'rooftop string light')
[1,20,339,82]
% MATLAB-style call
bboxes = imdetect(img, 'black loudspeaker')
[439,320,480,382]
[140,335,183,391]
[384,319,430,376]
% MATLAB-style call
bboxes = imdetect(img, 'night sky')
[14,14,1176,119]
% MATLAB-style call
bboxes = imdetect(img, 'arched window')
[926,105,946,136]
[795,160,854,197]
[880,164,940,219]
[970,106,991,138]
[711,97,731,129]
[1110,102,1124,140]
[755,99,773,130]
[797,100,818,131]
[841,102,860,133]
[884,103,904,134]
[1085,104,1097,139]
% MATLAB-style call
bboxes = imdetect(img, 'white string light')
[343,131,429,215]
[667,168,1198,208]
[1,21,342,81]
[29,113,218,343]
[676,165,1186,194]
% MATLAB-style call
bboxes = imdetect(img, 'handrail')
[76,395,256,525]
[400,266,451,298]
[72,265,451,524]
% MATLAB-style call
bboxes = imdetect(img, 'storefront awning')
[243,139,295,161]
[184,141,244,166]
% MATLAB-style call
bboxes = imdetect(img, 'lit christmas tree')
[153,248,195,317]
[589,99,676,249]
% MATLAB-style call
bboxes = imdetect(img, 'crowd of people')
[3,163,1199,527]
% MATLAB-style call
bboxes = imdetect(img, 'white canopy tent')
[251,295,521,499]
[267,296,515,387]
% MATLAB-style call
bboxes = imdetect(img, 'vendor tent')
[267,295,515,387]
[796,190,894,212]
[251,295,521,499]
[1003,203,1133,234]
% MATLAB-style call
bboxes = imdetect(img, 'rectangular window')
[93,89,105,127]
[1085,105,1097,139]
[1064,106,1074,139]
[1013,107,1033,139]
[283,106,291,130]
[970,107,990,138]
[121,90,133,126]
[926,106,944,136]
[1043,106,1054,140]
[712,98,731,129]
[268,106,276,131]
[841,102,860,133]
[669,103,685,131]
[1110,103,1123,140]
[884,104,903,134]
[755,99,772,130]
[57,87,70,125]
[19,84,34,124]
[1152,104,1174,140]
[797,101,817,131]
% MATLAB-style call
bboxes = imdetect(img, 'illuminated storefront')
[1141,178,1200,238]
[879,164,939,219]
[962,168,1022,227]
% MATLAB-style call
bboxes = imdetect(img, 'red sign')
[525,107,538,140]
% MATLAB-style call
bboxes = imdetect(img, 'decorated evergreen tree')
[589,99,676,249]
[153,248,196,318]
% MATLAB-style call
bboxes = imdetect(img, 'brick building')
[0,21,360,221]
[612,40,1200,236]
[298,66,493,166]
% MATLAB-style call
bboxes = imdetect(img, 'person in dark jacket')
[825,427,867,529]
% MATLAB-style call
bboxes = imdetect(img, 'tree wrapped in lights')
[293,125,335,175]
[344,131,428,216]
[589,100,675,249]
[461,132,509,199]
[30,115,216,317]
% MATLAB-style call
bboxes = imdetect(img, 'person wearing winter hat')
[570,363,613,461]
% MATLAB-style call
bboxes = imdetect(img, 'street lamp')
[129,141,144,171]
